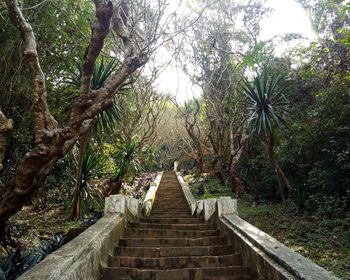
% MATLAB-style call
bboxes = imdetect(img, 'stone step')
[151,209,191,216]
[101,265,251,280]
[115,245,234,257]
[140,217,203,224]
[109,254,242,269]
[119,236,226,247]
[128,222,215,230]
[103,172,252,280]
[148,214,194,219]
[150,212,191,217]
[124,228,220,238]
[151,208,190,213]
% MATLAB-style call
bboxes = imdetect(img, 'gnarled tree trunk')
[0,0,150,233]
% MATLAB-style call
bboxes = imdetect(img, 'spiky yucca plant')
[242,68,292,200]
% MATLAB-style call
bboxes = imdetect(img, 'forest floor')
[239,199,350,280]
[0,172,156,279]
[7,204,86,251]
[184,173,350,280]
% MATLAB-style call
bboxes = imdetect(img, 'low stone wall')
[18,213,125,280]
[219,215,340,280]
[176,172,237,220]
[175,172,198,215]
[176,172,340,280]
[19,173,163,280]
[142,171,163,216]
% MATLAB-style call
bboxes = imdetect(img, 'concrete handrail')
[221,214,340,280]
[19,172,164,280]
[175,172,197,214]
[142,171,163,216]
[176,172,237,219]
[175,172,340,280]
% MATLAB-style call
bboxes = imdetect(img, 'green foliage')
[68,147,104,217]
[242,68,288,135]
[0,235,65,280]
[91,59,118,90]
[291,186,308,212]
[238,144,280,201]
[278,79,350,214]
[112,138,155,181]
[184,173,234,200]
[239,198,350,279]
[113,139,142,180]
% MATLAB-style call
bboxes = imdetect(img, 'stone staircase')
[101,172,252,280]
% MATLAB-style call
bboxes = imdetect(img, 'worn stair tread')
[115,245,234,257]
[109,254,242,269]
[140,217,203,223]
[124,228,221,238]
[118,235,226,247]
[128,222,215,230]
[102,172,252,280]
[102,265,251,280]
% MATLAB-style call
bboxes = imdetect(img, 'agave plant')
[107,138,154,195]
[242,68,292,200]
[70,147,105,219]
[67,58,121,219]
[242,70,288,135]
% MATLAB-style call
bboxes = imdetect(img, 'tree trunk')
[0,0,148,233]
[264,134,292,201]
[0,110,13,171]
[107,178,122,196]
[72,133,88,219]
[195,146,204,174]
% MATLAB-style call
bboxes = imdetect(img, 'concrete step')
[115,245,234,257]
[148,214,194,219]
[124,228,221,238]
[101,265,251,280]
[151,209,190,214]
[102,172,252,280]
[128,222,215,230]
[140,217,203,224]
[119,236,226,247]
[109,254,242,269]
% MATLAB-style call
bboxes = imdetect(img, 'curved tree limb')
[4,0,57,144]
[0,0,153,230]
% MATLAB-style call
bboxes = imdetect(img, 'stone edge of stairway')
[18,172,164,280]
[175,171,341,280]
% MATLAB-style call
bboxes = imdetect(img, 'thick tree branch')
[112,0,133,57]
[4,0,57,144]
[0,0,152,230]
[80,1,113,95]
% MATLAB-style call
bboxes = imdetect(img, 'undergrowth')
[239,198,350,279]
[184,173,235,199]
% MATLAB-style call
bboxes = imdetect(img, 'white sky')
[154,0,317,102]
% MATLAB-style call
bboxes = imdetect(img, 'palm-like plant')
[70,147,104,219]
[107,138,153,195]
[68,58,121,219]
[242,68,292,200]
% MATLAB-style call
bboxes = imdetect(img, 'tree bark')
[0,0,149,232]
[264,134,292,201]
[0,110,13,171]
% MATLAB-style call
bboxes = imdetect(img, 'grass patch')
[238,198,350,279]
